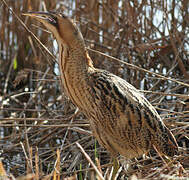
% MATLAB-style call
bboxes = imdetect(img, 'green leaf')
[79,163,83,180]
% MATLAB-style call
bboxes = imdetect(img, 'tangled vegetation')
[0,0,188,179]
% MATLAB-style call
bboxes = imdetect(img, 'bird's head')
[23,11,84,47]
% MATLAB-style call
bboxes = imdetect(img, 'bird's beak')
[22,12,57,26]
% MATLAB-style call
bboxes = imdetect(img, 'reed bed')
[0,0,188,179]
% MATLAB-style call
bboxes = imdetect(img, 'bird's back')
[85,69,178,158]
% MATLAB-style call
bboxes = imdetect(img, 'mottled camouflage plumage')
[25,11,178,159]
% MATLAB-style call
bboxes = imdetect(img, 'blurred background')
[0,0,189,179]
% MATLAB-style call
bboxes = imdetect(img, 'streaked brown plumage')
[24,12,178,159]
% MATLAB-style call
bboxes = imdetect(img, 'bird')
[24,11,178,160]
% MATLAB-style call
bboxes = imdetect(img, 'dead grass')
[0,0,189,179]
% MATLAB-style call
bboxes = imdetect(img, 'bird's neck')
[58,40,94,108]
[59,40,93,75]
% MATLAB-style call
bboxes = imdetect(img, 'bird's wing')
[90,70,178,156]
[90,69,163,132]
[110,72,178,156]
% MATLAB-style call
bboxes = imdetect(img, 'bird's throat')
[58,43,93,109]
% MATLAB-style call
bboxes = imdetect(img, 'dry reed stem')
[76,142,105,180]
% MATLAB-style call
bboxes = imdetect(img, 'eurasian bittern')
[24,12,178,159]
